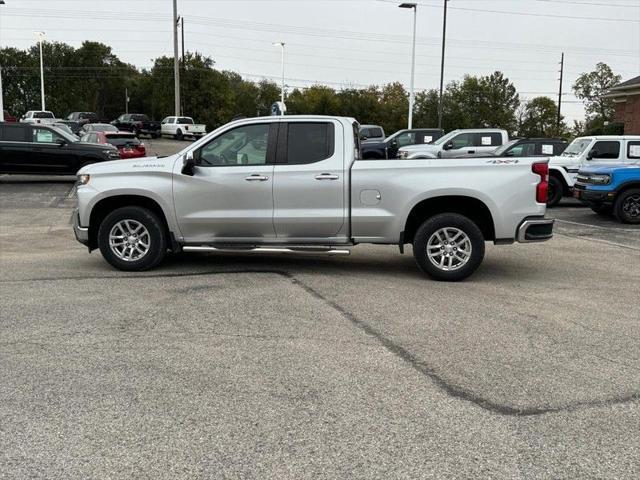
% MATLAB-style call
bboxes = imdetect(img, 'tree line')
[1,41,622,137]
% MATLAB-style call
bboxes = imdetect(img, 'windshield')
[562,138,592,156]
[34,111,55,119]
[49,126,76,143]
[105,134,141,147]
[493,139,519,156]
[433,131,458,145]
[177,117,194,125]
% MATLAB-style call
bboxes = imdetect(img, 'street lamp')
[399,3,417,129]
[272,42,285,106]
[35,31,46,111]
[0,1,4,121]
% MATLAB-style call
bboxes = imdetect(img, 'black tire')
[97,206,167,271]
[590,203,612,215]
[412,213,485,282]
[614,188,640,224]
[176,129,184,141]
[547,175,563,207]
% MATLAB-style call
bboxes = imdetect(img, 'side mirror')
[360,135,368,141]
[56,138,67,147]
[586,150,596,160]
[504,151,515,157]
[443,141,453,151]
[182,151,196,176]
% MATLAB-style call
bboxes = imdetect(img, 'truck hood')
[79,154,171,176]
[398,144,439,154]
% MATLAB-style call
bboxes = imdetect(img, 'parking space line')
[555,219,640,233]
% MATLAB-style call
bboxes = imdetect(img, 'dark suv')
[487,138,567,157]
[0,123,121,175]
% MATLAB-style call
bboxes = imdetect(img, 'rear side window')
[591,141,620,159]
[628,141,640,159]
[177,117,194,124]
[477,133,502,146]
[34,111,54,119]
[0,125,27,141]
[286,122,334,165]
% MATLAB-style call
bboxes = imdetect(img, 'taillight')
[532,162,549,204]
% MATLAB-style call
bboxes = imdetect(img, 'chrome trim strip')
[183,246,350,256]
[517,218,554,243]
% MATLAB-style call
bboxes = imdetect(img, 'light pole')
[399,3,417,129]
[35,31,46,111]
[437,0,449,130]
[0,1,5,121]
[273,42,285,106]
[172,0,180,116]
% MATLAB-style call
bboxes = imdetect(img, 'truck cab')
[546,135,640,206]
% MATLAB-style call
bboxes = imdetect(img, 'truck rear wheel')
[614,188,640,224]
[176,129,184,141]
[412,213,485,281]
[97,206,167,271]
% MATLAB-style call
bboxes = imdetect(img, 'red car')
[83,131,147,159]
[3,110,18,122]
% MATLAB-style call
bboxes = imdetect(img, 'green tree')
[517,96,565,137]
[572,62,621,126]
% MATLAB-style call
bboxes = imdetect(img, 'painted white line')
[555,219,640,233]
[555,232,640,251]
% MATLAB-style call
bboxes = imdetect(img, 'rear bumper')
[516,217,554,243]
[72,208,89,246]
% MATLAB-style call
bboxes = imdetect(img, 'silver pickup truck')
[72,116,553,281]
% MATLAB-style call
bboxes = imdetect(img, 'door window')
[32,128,62,143]
[197,123,270,166]
[286,122,334,164]
[0,125,27,142]
[590,141,620,159]
[509,142,536,156]
[451,133,474,149]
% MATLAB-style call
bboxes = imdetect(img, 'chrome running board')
[182,246,351,256]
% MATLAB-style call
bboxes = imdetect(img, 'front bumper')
[572,184,615,204]
[72,208,89,246]
[517,217,554,243]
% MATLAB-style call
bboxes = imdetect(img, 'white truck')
[161,116,206,140]
[20,110,58,125]
[72,116,553,281]
[397,128,508,159]
[546,135,640,206]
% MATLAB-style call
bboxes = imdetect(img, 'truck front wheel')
[614,188,640,224]
[412,213,485,281]
[97,206,167,271]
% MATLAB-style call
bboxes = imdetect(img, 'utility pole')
[273,42,285,107]
[181,16,185,115]
[399,3,417,129]
[172,0,180,116]
[557,52,564,130]
[0,67,4,122]
[36,31,46,111]
[437,0,449,130]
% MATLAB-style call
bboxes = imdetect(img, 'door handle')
[244,174,269,181]
[467,150,475,154]
[315,173,339,180]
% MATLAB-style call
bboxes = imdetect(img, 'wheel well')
[549,169,570,194]
[403,196,495,243]
[88,195,170,249]
[615,182,640,199]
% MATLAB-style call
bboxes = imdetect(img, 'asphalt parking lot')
[1,139,639,479]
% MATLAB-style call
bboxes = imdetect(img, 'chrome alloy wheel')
[109,220,151,262]
[622,194,640,219]
[426,227,472,271]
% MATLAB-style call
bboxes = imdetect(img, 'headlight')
[588,174,611,185]
[77,174,90,185]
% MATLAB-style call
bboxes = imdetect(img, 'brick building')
[604,75,640,135]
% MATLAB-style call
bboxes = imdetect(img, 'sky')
[1,0,639,124]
